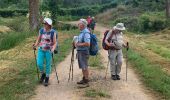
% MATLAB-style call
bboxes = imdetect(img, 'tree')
[29,0,39,31]
[48,0,59,24]
[166,0,170,18]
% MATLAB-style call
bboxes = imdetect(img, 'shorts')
[77,50,89,70]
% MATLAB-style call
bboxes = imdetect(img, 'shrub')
[0,9,28,17]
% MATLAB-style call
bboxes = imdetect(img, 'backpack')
[89,33,99,56]
[40,28,59,54]
[102,30,123,50]
[102,30,113,50]
[83,32,99,56]
[102,30,110,50]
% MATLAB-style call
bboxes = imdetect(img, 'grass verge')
[0,29,79,100]
[128,48,170,100]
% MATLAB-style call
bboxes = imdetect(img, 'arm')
[76,33,90,47]
[33,32,41,49]
[76,42,90,47]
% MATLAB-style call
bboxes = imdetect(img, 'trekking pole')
[68,46,75,82]
[104,58,110,79]
[126,42,129,82]
[33,48,40,80]
[52,53,60,83]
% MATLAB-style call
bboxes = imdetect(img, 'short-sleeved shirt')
[76,28,91,51]
[39,28,57,50]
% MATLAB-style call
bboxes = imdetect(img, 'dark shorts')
[77,50,89,70]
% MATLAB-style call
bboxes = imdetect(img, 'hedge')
[0,1,117,17]
[0,9,28,17]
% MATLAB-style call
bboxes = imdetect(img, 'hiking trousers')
[37,48,52,77]
[108,49,123,75]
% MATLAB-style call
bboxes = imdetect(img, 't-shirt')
[76,28,91,51]
[39,28,57,51]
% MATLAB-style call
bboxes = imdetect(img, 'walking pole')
[126,42,129,82]
[33,48,40,80]
[105,51,110,79]
[52,53,60,83]
[68,46,75,82]
[104,58,110,79]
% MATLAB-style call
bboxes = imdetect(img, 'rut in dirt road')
[31,22,157,100]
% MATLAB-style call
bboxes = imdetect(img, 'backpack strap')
[107,30,115,42]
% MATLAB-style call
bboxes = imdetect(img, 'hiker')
[74,19,90,86]
[89,17,96,33]
[86,16,92,28]
[33,18,57,86]
[105,23,128,80]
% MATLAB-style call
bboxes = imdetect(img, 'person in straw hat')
[105,23,128,80]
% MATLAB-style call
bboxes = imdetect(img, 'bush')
[111,12,167,33]
[138,14,167,33]
[0,9,28,17]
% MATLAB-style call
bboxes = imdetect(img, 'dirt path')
[31,22,156,100]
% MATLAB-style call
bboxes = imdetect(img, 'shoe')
[77,77,89,85]
[116,75,120,80]
[44,77,49,86]
[39,73,46,83]
[111,75,117,80]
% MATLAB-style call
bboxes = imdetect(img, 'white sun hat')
[113,23,126,31]
[79,18,88,27]
[43,18,52,26]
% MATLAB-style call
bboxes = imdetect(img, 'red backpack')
[102,30,114,50]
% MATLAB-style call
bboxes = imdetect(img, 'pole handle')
[126,42,129,51]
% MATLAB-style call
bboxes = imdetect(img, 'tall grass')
[0,32,34,52]
[128,49,170,99]
[145,43,170,60]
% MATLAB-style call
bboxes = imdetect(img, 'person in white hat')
[105,23,128,80]
[33,18,57,86]
[73,18,90,87]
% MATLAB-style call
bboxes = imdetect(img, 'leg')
[45,50,52,77]
[77,51,89,85]
[116,50,123,75]
[44,50,52,86]
[109,50,117,76]
[37,49,46,83]
[82,68,89,80]
[37,49,45,73]
[115,50,123,80]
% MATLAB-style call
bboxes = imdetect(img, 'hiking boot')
[39,73,46,83]
[77,77,89,85]
[44,77,49,86]
[111,75,117,80]
[116,75,120,80]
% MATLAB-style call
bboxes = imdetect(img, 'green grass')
[89,54,104,69]
[85,89,111,98]
[128,48,170,100]
[145,43,170,60]
[0,32,34,52]
[0,29,79,100]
